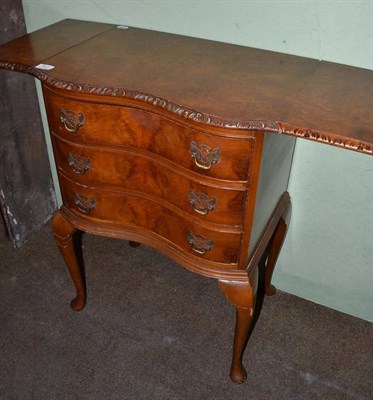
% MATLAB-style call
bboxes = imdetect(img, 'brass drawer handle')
[187,230,213,255]
[189,141,221,170]
[189,189,216,215]
[60,108,85,133]
[74,193,96,214]
[68,152,91,175]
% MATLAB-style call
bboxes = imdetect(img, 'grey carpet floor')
[0,224,372,400]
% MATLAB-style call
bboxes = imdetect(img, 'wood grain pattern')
[1,18,368,384]
[59,173,242,265]
[0,19,371,154]
[51,135,246,226]
[0,19,114,66]
[44,87,255,181]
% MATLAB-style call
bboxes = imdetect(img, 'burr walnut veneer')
[0,19,372,384]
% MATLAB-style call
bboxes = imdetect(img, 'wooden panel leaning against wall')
[0,208,8,242]
[0,0,57,246]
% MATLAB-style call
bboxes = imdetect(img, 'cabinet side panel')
[248,132,296,255]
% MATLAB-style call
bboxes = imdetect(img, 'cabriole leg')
[265,217,287,296]
[52,210,86,311]
[218,268,258,384]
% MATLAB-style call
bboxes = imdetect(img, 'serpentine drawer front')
[46,86,247,267]
[60,174,242,265]
[52,137,246,226]
[44,88,255,182]
[0,19,371,385]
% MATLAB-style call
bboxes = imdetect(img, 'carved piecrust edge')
[276,123,372,155]
[0,61,371,155]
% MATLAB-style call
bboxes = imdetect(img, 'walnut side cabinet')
[0,19,371,384]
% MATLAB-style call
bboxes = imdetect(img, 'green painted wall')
[22,0,373,321]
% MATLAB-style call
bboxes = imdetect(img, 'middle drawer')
[52,136,246,227]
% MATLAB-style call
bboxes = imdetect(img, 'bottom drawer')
[59,174,241,265]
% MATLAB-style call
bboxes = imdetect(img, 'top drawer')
[43,88,254,182]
